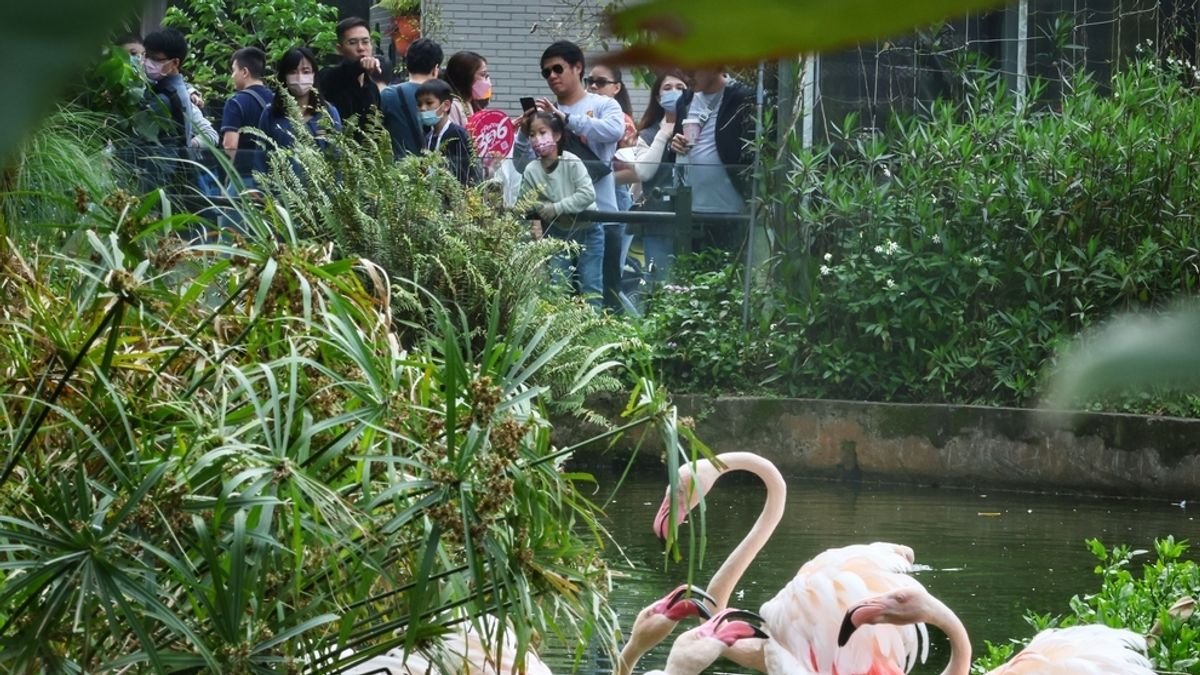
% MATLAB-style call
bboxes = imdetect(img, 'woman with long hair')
[617,69,689,285]
[443,50,491,126]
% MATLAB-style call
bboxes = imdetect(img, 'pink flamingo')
[642,609,771,675]
[337,615,554,675]
[624,452,925,674]
[839,586,1155,674]
[617,452,788,675]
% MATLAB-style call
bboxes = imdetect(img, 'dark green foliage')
[645,57,1200,415]
[0,185,648,671]
[163,0,339,99]
[637,251,775,393]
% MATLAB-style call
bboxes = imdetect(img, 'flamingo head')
[839,587,929,646]
[617,585,715,675]
[653,459,723,540]
[648,609,769,675]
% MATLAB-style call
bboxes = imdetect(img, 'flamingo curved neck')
[925,596,972,675]
[704,452,787,609]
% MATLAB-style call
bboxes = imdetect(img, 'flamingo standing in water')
[839,586,1155,675]
[623,452,926,674]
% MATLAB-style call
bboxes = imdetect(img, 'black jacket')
[380,81,424,158]
[664,79,756,196]
[428,122,481,186]
[319,59,381,124]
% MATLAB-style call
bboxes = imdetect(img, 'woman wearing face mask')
[619,70,689,284]
[259,46,343,152]
[444,51,492,127]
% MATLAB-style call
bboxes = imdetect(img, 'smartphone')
[520,97,537,113]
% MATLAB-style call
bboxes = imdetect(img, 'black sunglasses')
[585,77,616,87]
[541,63,566,79]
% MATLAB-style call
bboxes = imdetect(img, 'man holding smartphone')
[512,41,625,309]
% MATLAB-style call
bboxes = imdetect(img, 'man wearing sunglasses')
[319,17,383,125]
[514,40,625,309]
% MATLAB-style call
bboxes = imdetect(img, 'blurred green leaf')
[605,0,1006,66]
[0,0,144,161]
[1046,304,1200,410]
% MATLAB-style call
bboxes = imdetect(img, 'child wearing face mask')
[518,112,598,298]
[259,46,343,154]
[415,79,480,186]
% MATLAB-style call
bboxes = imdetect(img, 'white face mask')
[286,73,315,97]
[143,58,166,82]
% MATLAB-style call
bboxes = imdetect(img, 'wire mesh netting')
[808,0,1191,141]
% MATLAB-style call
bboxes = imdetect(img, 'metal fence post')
[673,185,693,258]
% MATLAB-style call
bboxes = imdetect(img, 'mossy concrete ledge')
[556,396,1200,498]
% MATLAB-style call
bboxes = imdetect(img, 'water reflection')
[555,461,1198,674]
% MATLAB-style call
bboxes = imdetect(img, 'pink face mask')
[287,73,315,97]
[471,78,492,101]
[531,133,557,158]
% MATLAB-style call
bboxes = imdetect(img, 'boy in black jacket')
[416,79,480,186]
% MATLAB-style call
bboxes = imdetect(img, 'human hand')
[537,203,556,221]
[360,56,382,75]
[670,133,691,155]
[517,108,536,136]
[189,88,204,109]
[536,98,565,122]
[531,221,544,239]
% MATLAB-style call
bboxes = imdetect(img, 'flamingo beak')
[661,584,716,620]
[838,606,861,647]
[685,598,712,619]
[714,609,769,639]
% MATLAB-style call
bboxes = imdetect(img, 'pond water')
[552,459,1198,674]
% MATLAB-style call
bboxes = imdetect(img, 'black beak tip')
[691,598,713,619]
[837,611,857,647]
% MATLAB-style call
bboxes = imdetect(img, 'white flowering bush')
[757,56,1200,411]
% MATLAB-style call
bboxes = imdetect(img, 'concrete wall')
[556,396,1200,499]
[379,0,650,116]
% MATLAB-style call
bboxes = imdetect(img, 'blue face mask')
[420,110,442,128]
[659,89,683,115]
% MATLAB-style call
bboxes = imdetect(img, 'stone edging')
[555,395,1200,499]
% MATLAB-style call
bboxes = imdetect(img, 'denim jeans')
[547,221,605,309]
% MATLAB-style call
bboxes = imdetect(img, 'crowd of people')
[117,18,757,311]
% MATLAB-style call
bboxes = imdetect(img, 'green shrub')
[974,537,1200,674]
[255,118,644,413]
[0,185,659,671]
[163,0,338,100]
[649,57,1200,413]
[636,251,775,393]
